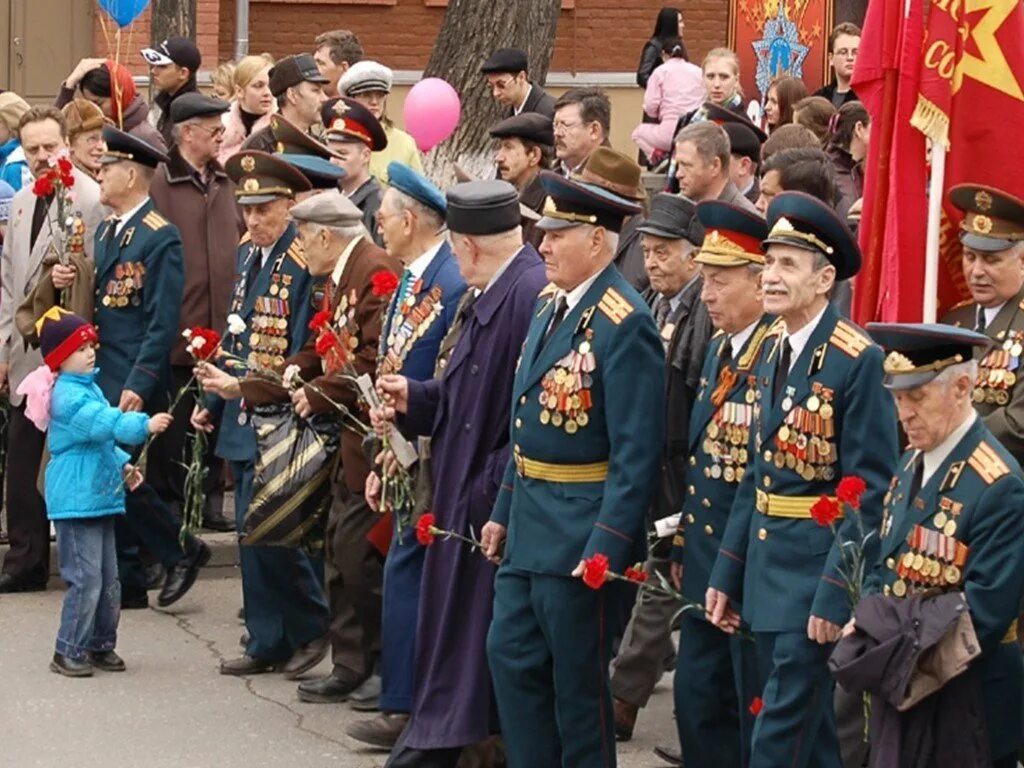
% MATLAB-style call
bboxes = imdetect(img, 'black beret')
[723,123,762,163]
[446,180,521,235]
[489,113,554,147]
[481,48,529,75]
[170,92,230,124]
[269,54,329,98]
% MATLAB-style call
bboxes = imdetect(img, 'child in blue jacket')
[18,307,173,677]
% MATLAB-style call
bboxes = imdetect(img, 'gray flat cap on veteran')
[289,189,364,227]
[446,180,522,235]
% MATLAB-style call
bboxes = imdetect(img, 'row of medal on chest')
[536,333,597,435]
[974,335,1024,405]
[101,262,147,307]
[884,522,968,597]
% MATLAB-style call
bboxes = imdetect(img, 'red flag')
[851,0,928,323]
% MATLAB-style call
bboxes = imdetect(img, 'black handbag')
[240,402,340,549]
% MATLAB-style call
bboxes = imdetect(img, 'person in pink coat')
[632,38,706,166]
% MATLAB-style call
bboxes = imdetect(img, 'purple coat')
[402,245,547,749]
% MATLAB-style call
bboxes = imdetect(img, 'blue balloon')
[97,0,150,28]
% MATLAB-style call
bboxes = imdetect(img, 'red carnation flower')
[57,156,73,176]
[61,172,75,188]
[836,476,867,510]
[749,696,764,716]
[315,332,340,358]
[581,554,610,590]
[624,565,648,583]
[308,310,332,332]
[371,270,400,298]
[810,495,842,527]
[32,173,54,198]
[187,327,222,361]
[416,513,436,546]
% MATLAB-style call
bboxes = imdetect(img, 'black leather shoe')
[349,673,382,712]
[0,573,47,593]
[121,593,149,610]
[144,563,166,590]
[282,635,329,680]
[345,712,409,749]
[157,540,211,607]
[297,673,366,703]
[50,653,93,677]
[87,650,126,672]
[219,655,277,676]
[202,509,235,532]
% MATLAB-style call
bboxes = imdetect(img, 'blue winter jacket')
[46,370,150,520]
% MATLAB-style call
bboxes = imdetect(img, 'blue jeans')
[54,516,120,660]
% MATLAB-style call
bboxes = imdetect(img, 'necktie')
[908,457,924,500]
[976,308,987,334]
[542,296,568,349]
[397,269,414,303]
[30,194,53,251]
[654,295,672,330]
[772,339,792,406]
[245,246,262,296]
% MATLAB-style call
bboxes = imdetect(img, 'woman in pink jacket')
[218,55,276,164]
[632,38,706,166]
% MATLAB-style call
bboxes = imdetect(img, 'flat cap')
[225,150,312,205]
[141,36,201,72]
[387,162,446,216]
[269,54,328,98]
[763,191,861,280]
[446,180,521,235]
[170,92,230,124]
[537,171,642,234]
[694,200,768,266]
[279,154,346,190]
[637,194,700,243]
[100,125,169,168]
[868,323,992,391]
[949,184,1024,253]
[338,61,393,96]
[489,112,554,147]
[723,123,762,163]
[290,189,363,227]
[270,114,340,160]
[481,48,529,75]
[321,97,388,151]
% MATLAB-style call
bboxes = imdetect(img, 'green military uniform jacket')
[943,286,1024,462]
[490,263,665,575]
[865,415,1024,759]
[670,315,775,604]
[93,199,184,406]
[709,303,899,630]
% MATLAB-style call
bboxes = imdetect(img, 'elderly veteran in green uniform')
[93,126,211,610]
[706,191,898,768]
[667,201,772,768]
[483,171,664,768]
[856,323,1024,768]
[941,185,1024,466]
[193,151,330,677]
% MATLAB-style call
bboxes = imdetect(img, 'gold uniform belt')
[1003,619,1018,645]
[514,455,609,483]
[755,489,844,520]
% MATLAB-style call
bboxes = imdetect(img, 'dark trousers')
[146,365,223,511]
[115,480,192,599]
[487,567,616,768]
[325,484,383,680]
[380,520,426,712]
[1,403,49,584]
[231,459,329,661]
[385,727,461,768]
[750,631,842,768]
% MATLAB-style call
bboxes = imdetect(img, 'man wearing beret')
[724,123,763,207]
[194,150,329,677]
[347,162,467,748]
[483,171,664,767]
[322,97,388,247]
[371,180,548,766]
[610,193,713,741]
[243,54,328,156]
[93,126,210,609]
[481,47,556,120]
[706,192,897,767]
[225,189,400,705]
[490,112,553,249]
[148,92,245,533]
[942,185,1024,470]
[666,202,773,768]
[841,323,1024,768]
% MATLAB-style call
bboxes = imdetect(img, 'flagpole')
[923,143,946,323]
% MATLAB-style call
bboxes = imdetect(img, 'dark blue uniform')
[92,200,195,599]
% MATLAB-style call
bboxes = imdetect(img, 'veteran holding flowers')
[705,191,897,768]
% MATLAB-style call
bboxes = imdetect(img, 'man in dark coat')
[243,55,328,155]
[373,180,547,767]
[610,193,714,740]
[141,37,201,148]
[481,48,556,119]
[148,92,245,532]
[490,113,553,249]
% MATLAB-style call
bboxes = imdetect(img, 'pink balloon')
[403,78,461,153]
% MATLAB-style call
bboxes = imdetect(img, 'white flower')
[181,329,193,340]
[64,216,74,228]
[191,337,206,351]
[227,313,246,335]
[283,365,301,388]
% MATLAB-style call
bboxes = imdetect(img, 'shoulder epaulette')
[949,298,974,312]
[737,323,772,371]
[142,211,169,231]
[766,317,785,336]
[538,282,558,298]
[239,232,252,246]
[712,328,725,338]
[967,441,1010,485]
[830,319,871,358]
[287,242,307,269]
[597,286,635,325]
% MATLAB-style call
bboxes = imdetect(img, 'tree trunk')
[150,0,197,45]
[421,0,562,185]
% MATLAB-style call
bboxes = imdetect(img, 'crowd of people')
[0,7,1022,768]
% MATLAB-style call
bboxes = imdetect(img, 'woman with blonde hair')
[211,61,237,103]
[61,99,106,178]
[219,54,275,164]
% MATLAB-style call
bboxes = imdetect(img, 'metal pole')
[235,0,250,60]
[923,142,946,323]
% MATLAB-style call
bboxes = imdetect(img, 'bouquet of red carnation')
[810,475,872,609]
[32,152,83,308]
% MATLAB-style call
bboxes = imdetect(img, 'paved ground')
[0,565,679,768]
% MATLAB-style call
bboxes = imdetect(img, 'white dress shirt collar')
[514,84,534,116]
[558,271,602,314]
[729,318,760,360]
[406,239,446,280]
[920,412,977,486]
[781,303,829,372]
[114,198,150,236]
[330,235,364,286]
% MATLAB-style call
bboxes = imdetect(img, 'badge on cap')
[243,178,260,193]
[975,190,993,212]
[241,156,256,173]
